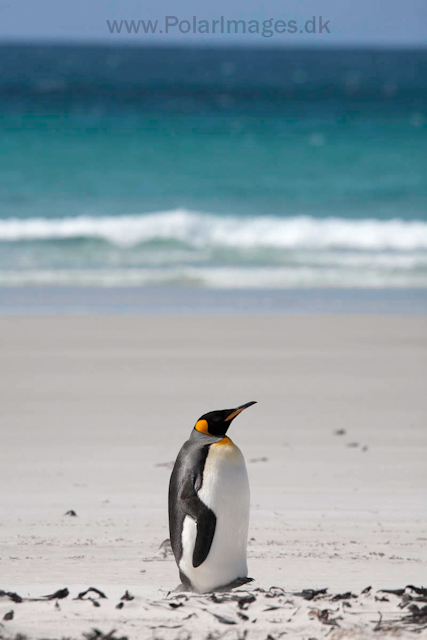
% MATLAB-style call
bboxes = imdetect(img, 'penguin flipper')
[180,474,216,568]
[192,508,216,568]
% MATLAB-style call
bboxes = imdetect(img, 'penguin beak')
[224,401,257,422]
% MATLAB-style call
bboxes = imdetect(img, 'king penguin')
[168,401,256,593]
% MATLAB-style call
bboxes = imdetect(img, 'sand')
[0,314,426,639]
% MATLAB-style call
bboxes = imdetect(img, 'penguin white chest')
[179,437,250,593]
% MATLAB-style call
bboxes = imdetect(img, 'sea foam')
[1,209,427,251]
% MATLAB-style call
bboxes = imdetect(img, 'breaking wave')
[1,209,427,251]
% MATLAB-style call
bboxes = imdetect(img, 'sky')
[0,0,426,46]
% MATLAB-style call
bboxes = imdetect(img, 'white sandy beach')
[0,314,426,639]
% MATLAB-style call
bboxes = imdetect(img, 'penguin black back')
[168,431,217,578]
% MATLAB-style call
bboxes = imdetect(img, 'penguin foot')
[172,575,254,594]
[213,577,254,592]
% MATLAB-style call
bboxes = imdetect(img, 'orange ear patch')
[195,419,209,434]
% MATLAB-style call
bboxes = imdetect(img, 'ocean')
[0,44,427,297]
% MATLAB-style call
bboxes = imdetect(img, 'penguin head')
[194,401,257,437]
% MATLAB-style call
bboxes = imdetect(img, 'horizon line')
[1,37,426,51]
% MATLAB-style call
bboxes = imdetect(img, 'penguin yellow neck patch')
[195,419,209,434]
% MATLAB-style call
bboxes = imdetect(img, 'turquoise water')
[1,45,427,288]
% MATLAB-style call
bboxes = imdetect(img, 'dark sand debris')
[76,587,107,600]
[41,588,69,600]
